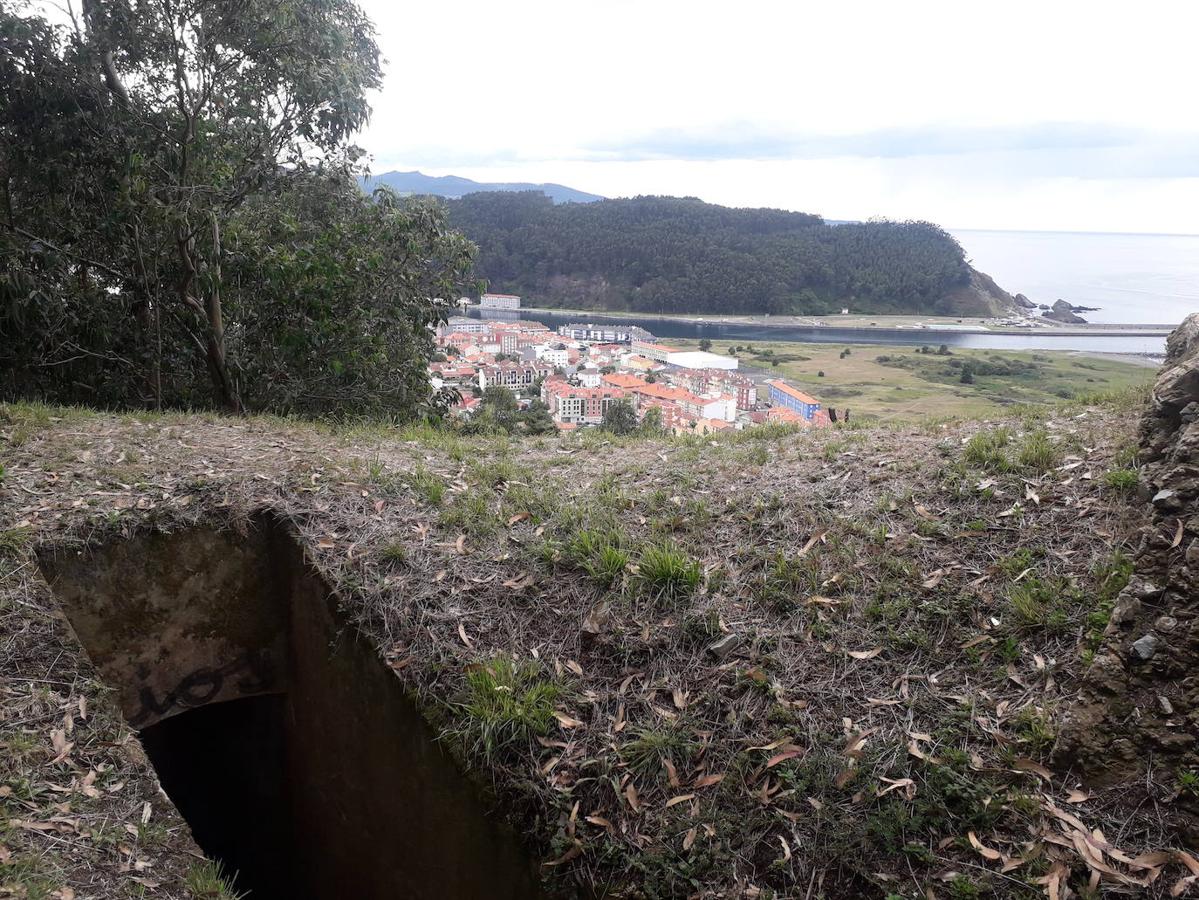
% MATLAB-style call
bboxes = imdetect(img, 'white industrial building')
[664,350,738,371]
[480,293,521,310]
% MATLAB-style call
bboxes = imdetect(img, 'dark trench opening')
[140,696,292,898]
[39,519,542,900]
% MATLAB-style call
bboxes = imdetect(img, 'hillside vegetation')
[445,192,1016,317]
[6,392,1197,898]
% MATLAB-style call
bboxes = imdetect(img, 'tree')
[601,400,638,435]
[639,406,665,435]
[699,338,712,352]
[522,400,556,435]
[727,347,736,355]
[473,386,522,433]
[959,365,975,384]
[0,1,464,417]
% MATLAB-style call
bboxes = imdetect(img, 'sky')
[355,0,1199,234]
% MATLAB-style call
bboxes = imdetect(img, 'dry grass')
[1,400,1193,898]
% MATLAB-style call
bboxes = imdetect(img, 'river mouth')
[38,517,540,899]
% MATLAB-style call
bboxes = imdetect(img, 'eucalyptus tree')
[1,0,466,416]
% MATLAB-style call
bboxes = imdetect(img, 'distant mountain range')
[360,170,603,204]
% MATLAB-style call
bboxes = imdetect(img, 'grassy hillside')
[672,339,1156,421]
[4,396,1195,898]
[444,192,1016,317]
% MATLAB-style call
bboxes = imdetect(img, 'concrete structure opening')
[38,518,540,900]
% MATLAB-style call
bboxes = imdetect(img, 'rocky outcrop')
[1058,313,1199,783]
[1041,299,1088,324]
[1013,292,1038,309]
[938,268,1020,316]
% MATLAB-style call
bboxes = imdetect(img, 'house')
[765,380,821,421]
[478,361,554,392]
[542,379,628,426]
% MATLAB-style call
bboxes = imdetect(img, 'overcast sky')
[356,1,1197,233]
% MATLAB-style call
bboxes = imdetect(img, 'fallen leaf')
[1171,518,1185,548]
[625,782,641,813]
[665,794,695,808]
[798,530,826,556]
[765,746,804,769]
[585,815,612,829]
[968,831,1002,861]
[663,757,680,788]
[848,647,882,661]
[693,773,724,789]
[455,534,468,554]
[507,511,531,527]
[553,711,584,729]
[913,503,938,521]
[1066,789,1090,804]
[1012,758,1053,781]
[457,622,473,648]
[683,826,697,851]
[542,841,582,866]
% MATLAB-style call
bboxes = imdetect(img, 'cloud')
[579,122,1196,170]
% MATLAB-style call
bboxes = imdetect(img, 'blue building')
[766,380,821,420]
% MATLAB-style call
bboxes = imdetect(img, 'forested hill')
[443,192,1015,316]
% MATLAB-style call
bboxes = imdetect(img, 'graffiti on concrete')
[129,648,278,727]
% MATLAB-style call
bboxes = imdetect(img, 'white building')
[480,293,521,310]
[535,346,569,368]
[665,350,738,371]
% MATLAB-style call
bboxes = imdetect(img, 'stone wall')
[1058,314,1199,786]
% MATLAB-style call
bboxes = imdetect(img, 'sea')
[952,229,1199,326]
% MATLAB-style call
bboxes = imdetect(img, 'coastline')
[513,305,1175,337]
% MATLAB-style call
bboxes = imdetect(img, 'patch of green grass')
[0,526,30,557]
[1016,429,1060,472]
[185,860,243,898]
[1012,706,1056,756]
[621,725,698,779]
[963,427,1011,472]
[439,493,497,536]
[1103,468,1139,494]
[1082,551,1134,655]
[378,542,407,566]
[564,527,631,588]
[637,542,702,605]
[1177,768,1199,797]
[405,465,445,506]
[996,547,1039,578]
[1007,575,1080,633]
[448,656,562,760]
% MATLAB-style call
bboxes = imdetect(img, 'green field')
[669,338,1156,421]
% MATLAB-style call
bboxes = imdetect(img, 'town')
[429,293,828,433]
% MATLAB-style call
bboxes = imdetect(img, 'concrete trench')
[38,517,541,899]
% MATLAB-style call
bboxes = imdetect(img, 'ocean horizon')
[949,228,1199,325]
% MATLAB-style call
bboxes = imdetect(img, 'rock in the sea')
[1041,299,1088,324]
